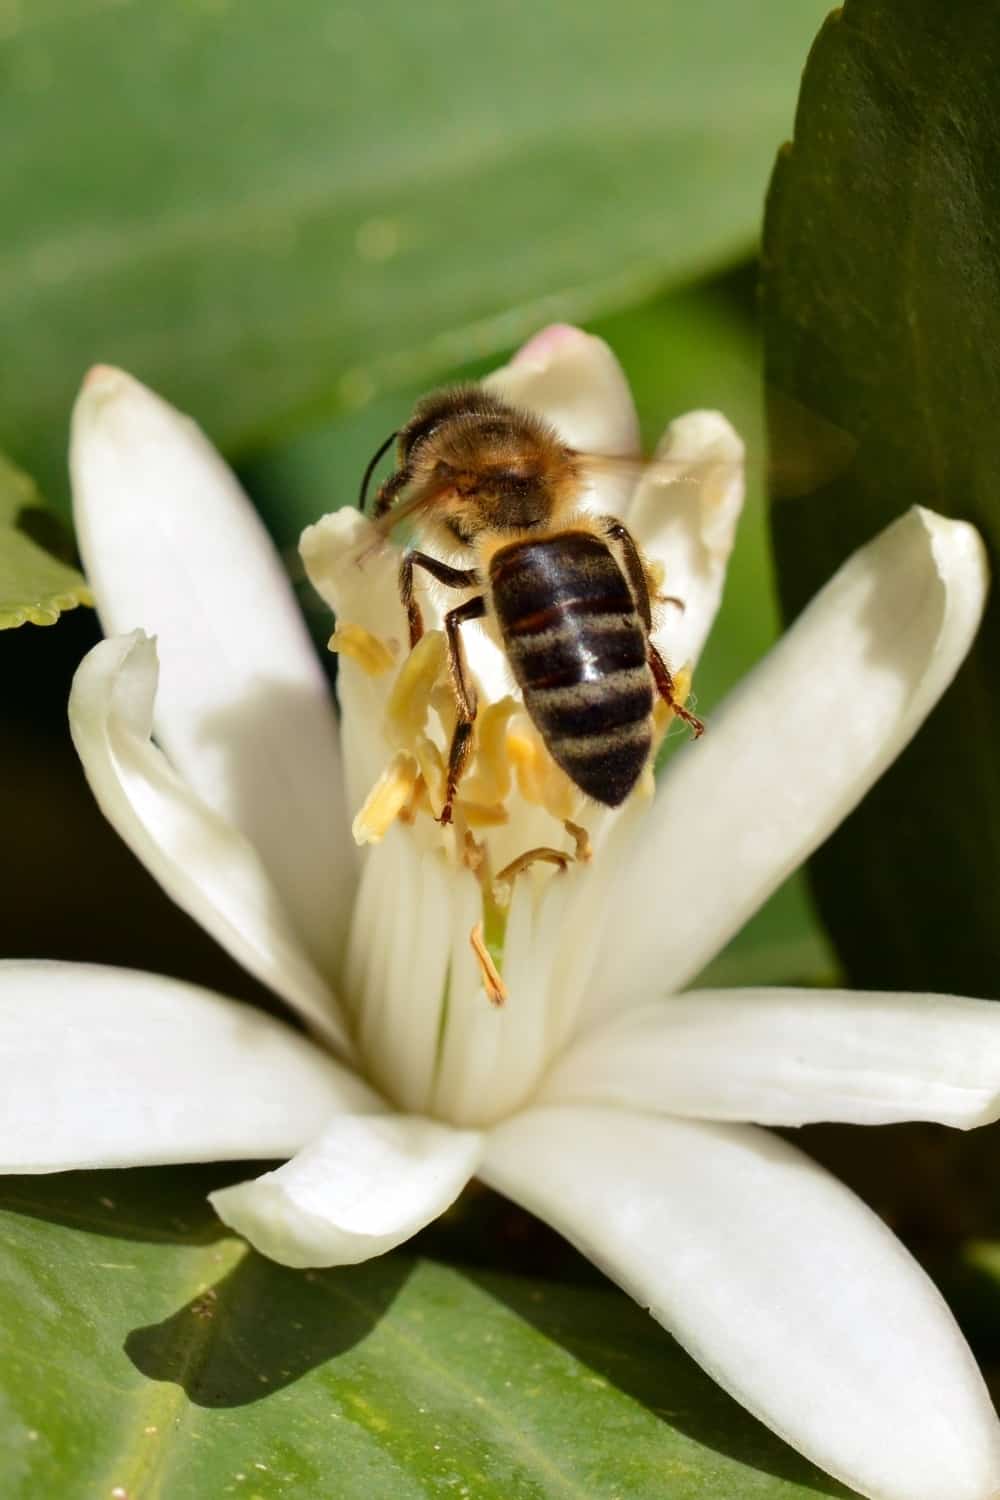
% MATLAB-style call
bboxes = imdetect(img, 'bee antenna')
[358,430,399,513]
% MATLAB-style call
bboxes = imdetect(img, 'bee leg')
[373,469,408,519]
[399,551,480,649]
[439,594,487,825]
[602,518,655,630]
[648,642,704,738]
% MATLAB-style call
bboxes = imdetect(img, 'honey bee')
[361,383,705,826]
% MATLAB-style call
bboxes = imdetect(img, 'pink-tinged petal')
[628,409,745,669]
[587,507,989,1018]
[210,1114,481,1268]
[542,988,1000,1128]
[484,324,640,456]
[483,1107,1000,1500]
[71,367,352,972]
[0,961,379,1172]
[69,631,352,1055]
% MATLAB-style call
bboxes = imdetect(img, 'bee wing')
[371,476,453,539]
[573,452,741,516]
[576,397,857,503]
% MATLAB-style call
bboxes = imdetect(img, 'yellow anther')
[462,801,509,829]
[429,680,458,741]
[648,559,667,592]
[352,751,420,845]
[673,664,693,708]
[470,921,507,1007]
[540,754,582,822]
[506,721,547,806]
[327,623,396,676]
[413,733,447,817]
[462,695,518,805]
[385,630,447,744]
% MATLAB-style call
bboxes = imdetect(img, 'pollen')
[352,751,420,845]
[327,623,397,675]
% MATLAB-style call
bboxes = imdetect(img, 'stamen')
[461,696,518,805]
[493,846,571,903]
[462,830,486,873]
[386,630,447,745]
[506,716,581,820]
[412,732,447,816]
[506,719,549,806]
[564,819,592,863]
[327,623,397,676]
[470,921,507,1006]
[352,751,420,845]
[462,801,510,828]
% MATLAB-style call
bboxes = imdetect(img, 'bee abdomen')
[490,532,654,807]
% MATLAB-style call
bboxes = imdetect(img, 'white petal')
[71,367,351,972]
[300,507,410,815]
[588,507,989,1013]
[483,1107,1000,1500]
[210,1113,481,1268]
[542,988,1000,1128]
[0,960,379,1172]
[628,410,745,669]
[484,324,640,456]
[69,631,352,1054]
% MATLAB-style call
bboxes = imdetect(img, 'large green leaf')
[2,0,829,506]
[762,0,1000,996]
[0,1166,853,1497]
[0,454,90,629]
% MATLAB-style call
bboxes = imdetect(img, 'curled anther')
[564,819,592,863]
[470,921,507,1006]
[492,845,572,906]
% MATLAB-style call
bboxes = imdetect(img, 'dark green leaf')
[762,0,1000,996]
[0,1166,854,1497]
[2,0,830,507]
[0,454,90,629]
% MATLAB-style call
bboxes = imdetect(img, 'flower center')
[332,621,687,1015]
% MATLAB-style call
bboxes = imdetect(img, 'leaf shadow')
[463,1264,855,1499]
[126,1252,412,1408]
[0,1164,236,1246]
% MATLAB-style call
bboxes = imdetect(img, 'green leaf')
[245,271,836,988]
[762,0,1000,997]
[2,0,831,506]
[0,1166,854,1498]
[0,454,90,629]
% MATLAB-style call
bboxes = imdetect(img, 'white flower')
[2,326,999,1500]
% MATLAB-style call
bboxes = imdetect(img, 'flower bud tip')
[512,323,588,367]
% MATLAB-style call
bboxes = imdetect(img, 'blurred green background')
[1,0,835,997]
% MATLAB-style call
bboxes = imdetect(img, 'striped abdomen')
[490,530,653,806]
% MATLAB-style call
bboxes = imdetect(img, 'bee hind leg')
[439,594,487,825]
[648,642,704,738]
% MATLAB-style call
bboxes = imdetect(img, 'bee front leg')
[399,552,480,648]
[440,595,487,826]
